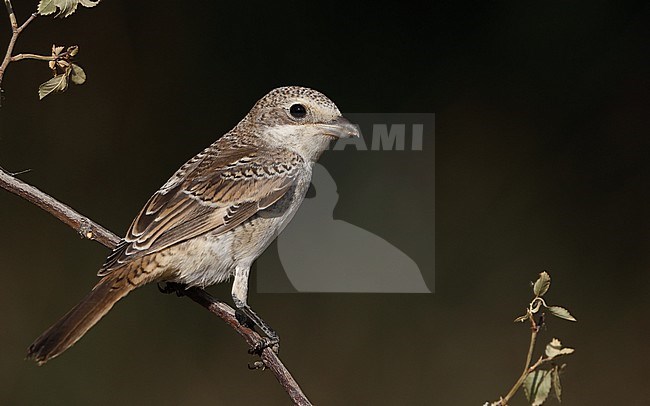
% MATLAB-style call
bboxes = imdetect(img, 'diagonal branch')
[0,167,312,406]
[0,168,120,247]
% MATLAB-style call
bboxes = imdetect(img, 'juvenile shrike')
[27,86,358,364]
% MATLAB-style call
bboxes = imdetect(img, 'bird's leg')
[232,266,279,354]
[236,303,279,353]
[157,282,188,297]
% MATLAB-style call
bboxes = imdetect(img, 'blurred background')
[1,1,648,404]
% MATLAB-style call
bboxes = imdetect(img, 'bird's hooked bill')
[319,116,360,139]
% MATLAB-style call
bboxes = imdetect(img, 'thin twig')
[500,313,539,405]
[0,0,38,88]
[0,167,312,406]
[12,47,77,63]
[3,0,17,28]
[11,53,54,62]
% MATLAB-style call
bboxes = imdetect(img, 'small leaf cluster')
[34,1,97,99]
[523,339,572,405]
[515,272,576,324]
[38,45,86,100]
[520,272,576,405]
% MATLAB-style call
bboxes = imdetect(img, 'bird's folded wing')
[99,143,304,275]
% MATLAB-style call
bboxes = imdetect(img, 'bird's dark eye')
[289,104,307,119]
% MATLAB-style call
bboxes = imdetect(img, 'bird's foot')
[235,305,280,354]
[157,282,187,297]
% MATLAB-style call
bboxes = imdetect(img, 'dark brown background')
[1,1,648,404]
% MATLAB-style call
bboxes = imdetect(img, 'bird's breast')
[168,170,312,288]
[230,173,312,265]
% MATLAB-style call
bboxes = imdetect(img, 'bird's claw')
[248,360,266,370]
[248,336,280,355]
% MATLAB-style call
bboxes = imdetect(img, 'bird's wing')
[99,139,304,275]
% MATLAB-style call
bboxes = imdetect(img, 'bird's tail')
[27,270,136,365]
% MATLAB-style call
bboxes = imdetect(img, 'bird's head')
[242,86,359,161]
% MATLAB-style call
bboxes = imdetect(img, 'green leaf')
[514,314,529,323]
[533,271,551,297]
[530,299,542,314]
[67,45,79,57]
[523,370,552,406]
[79,0,99,7]
[54,0,79,18]
[545,338,575,359]
[38,74,69,100]
[52,45,65,57]
[40,0,100,18]
[552,365,562,402]
[38,0,57,15]
[70,64,86,85]
[547,306,577,322]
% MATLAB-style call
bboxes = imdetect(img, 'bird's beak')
[319,116,360,139]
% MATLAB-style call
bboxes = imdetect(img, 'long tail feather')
[27,272,135,365]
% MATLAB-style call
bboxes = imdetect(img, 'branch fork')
[0,0,38,88]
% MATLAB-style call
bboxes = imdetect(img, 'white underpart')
[165,232,237,288]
